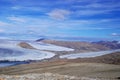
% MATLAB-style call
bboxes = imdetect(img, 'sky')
[0,0,120,40]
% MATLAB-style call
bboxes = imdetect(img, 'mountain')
[69,52,120,65]
[36,39,111,52]
[92,40,120,49]
[36,39,120,52]
[36,38,46,42]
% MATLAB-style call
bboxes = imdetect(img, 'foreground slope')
[0,73,80,80]
[0,63,119,80]
[0,52,120,80]
[69,52,120,65]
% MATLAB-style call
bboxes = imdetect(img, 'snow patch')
[28,42,74,51]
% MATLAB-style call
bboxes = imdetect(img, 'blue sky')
[0,0,120,40]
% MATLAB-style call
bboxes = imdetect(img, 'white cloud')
[85,2,120,9]
[76,27,111,30]
[0,29,5,32]
[47,9,71,20]
[111,33,120,36]
[76,9,110,16]
[7,16,26,23]
[11,6,45,11]
[73,1,120,16]
[11,6,21,10]
[0,37,11,39]
[0,21,9,26]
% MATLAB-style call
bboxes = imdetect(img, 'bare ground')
[0,59,120,80]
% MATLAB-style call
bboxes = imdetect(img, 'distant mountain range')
[92,41,120,49]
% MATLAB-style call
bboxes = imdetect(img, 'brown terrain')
[69,52,120,65]
[39,40,120,56]
[0,52,120,80]
[41,40,111,52]
[0,73,80,80]
[18,42,35,49]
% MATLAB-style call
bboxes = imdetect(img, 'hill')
[18,42,35,49]
[40,40,110,52]
[0,52,120,80]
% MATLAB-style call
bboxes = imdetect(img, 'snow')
[0,49,55,61]
[0,40,55,61]
[60,49,120,59]
[0,47,55,61]
[28,42,74,51]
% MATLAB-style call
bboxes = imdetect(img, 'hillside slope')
[40,40,111,52]
[69,52,120,65]
[0,52,120,80]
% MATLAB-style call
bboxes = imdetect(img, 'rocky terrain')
[40,39,120,49]
[92,41,120,49]
[40,39,117,52]
[69,52,120,65]
[36,39,120,57]
[0,73,113,80]
[0,73,81,80]
[0,63,119,80]
[0,52,120,80]
[18,42,35,49]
